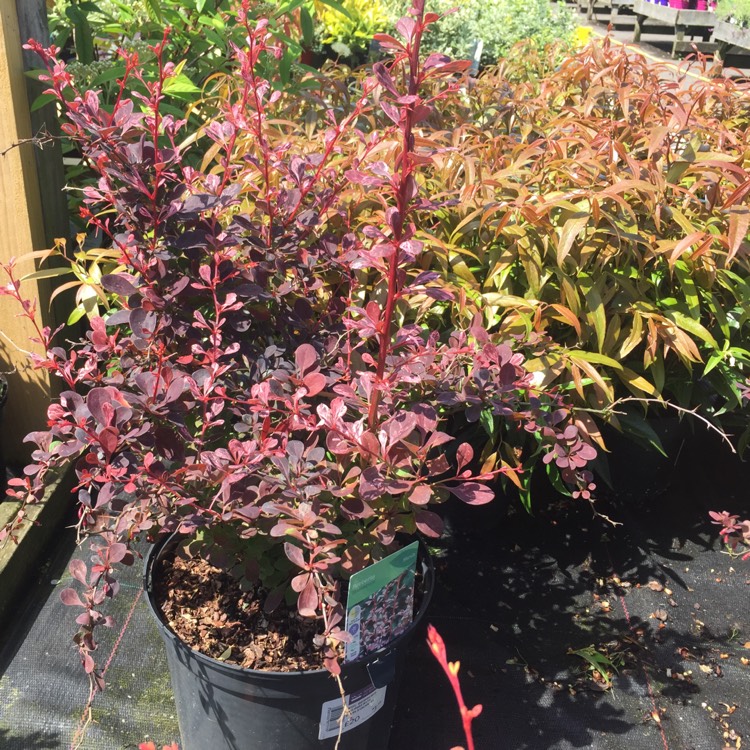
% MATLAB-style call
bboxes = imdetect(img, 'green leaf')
[708,293,730,339]
[90,65,127,87]
[73,17,94,65]
[479,409,496,440]
[204,29,225,47]
[30,92,58,112]
[109,1,136,21]
[481,293,534,308]
[21,267,74,282]
[673,260,700,320]
[569,646,617,687]
[727,346,750,363]
[702,351,724,377]
[566,350,623,370]
[300,5,315,49]
[617,367,661,397]
[578,273,606,353]
[317,0,354,21]
[162,73,201,99]
[198,13,225,30]
[98,23,129,35]
[274,0,306,18]
[615,411,667,457]
[518,472,533,514]
[666,159,691,185]
[67,305,87,326]
[545,462,572,497]
[143,0,163,22]
[664,310,718,350]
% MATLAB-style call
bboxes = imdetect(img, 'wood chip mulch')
[153,550,330,672]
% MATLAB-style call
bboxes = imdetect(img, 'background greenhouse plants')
[385,0,576,68]
[716,0,750,27]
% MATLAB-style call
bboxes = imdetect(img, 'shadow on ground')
[0,728,61,750]
[390,427,750,749]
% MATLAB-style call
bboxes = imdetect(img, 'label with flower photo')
[344,541,419,663]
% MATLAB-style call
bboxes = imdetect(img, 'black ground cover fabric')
[1,429,748,749]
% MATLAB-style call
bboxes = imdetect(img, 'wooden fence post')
[17,0,69,247]
[0,0,61,465]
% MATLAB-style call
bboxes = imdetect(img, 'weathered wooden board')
[0,0,62,464]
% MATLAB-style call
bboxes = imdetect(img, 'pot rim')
[144,531,435,679]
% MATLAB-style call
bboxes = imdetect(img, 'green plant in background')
[716,0,750,27]
[47,1,251,78]
[315,0,392,60]
[18,236,124,326]
[39,0,312,232]
[385,0,575,68]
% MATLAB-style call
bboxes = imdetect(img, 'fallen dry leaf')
[647,581,664,592]
[653,608,668,622]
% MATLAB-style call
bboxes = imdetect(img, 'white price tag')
[317,684,387,740]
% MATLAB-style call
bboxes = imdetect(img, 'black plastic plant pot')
[144,534,434,750]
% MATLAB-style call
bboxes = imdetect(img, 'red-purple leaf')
[87,388,116,426]
[415,509,444,537]
[108,542,128,563]
[98,427,119,457]
[372,33,405,52]
[409,484,432,506]
[263,586,285,614]
[101,273,139,297]
[372,62,399,96]
[303,372,326,397]
[341,496,375,519]
[449,482,494,506]
[297,578,319,617]
[456,442,474,473]
[383,412,416,446]
[82,652,95,674]
[69,559,88,585]
[381,101,401,125]
[324,653,342,675]
[285,542,307,570]
[395,16,416,42]
[75,612,92,627]
[295,343,317,375]
[60,588,84,607]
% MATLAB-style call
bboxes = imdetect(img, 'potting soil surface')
[1,430,749,750]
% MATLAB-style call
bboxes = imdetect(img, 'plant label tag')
[318,684,387,740]
[344,541,419,662]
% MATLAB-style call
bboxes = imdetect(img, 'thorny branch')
[0,125,59,157]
